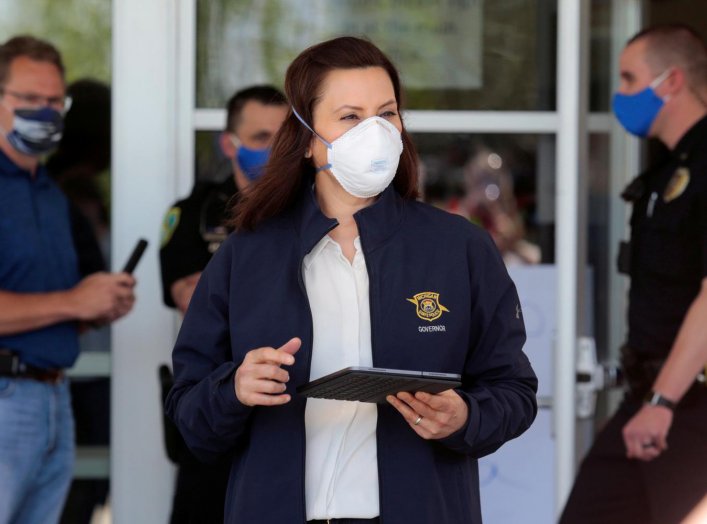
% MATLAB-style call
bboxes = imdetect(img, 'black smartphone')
[122,238,149,274]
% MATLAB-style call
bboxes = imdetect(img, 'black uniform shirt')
[159,176,237,308]
[626,116,707,358]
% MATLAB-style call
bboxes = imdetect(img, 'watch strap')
[644,390,677,411]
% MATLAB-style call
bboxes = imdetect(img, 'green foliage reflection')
[0,0,111,83]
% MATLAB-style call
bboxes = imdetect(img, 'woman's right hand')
[234,337,301,406]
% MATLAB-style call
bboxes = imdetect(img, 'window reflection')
[0,1,112,83]
[414,133,550,265]
[196,0,559,110]
[462,148,542,264]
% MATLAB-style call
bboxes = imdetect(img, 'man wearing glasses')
[0,35,136,524]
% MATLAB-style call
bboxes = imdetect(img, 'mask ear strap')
[228,133,241,149]
[291,106,332,149]
[291,106,332,172]
[650,69,672,89]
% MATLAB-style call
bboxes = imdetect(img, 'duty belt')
[620,345,706,397]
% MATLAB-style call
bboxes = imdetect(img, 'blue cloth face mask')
[236,144,270,181]
[2,106,64,156]
[612,69,671,137]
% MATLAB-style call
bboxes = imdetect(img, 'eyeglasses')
[0,88,72,113]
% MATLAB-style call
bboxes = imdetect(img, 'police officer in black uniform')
[561,24,707,524]
[161,85,287,314]
[159,85,287,523]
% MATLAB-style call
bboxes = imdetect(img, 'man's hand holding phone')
[73,239,148,326]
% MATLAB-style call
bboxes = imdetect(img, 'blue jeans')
[0,377,75,524]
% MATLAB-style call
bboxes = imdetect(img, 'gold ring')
[414,415,423,426]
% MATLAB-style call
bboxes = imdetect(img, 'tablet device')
[297,366,462,404]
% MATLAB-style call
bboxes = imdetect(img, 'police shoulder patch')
[160,207,181,247]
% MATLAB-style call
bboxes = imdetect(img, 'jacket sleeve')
[164,242,253,463]
[439,231,538,458]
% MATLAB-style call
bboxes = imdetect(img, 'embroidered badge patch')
[663,167,690,203]
[160,207,181,247]
[407,292,450,322]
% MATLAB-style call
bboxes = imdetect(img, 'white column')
[111,1,180,522]
[176,0,197,199]
[554,0,590,516]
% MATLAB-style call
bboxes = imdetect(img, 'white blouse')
[303,235,379,520]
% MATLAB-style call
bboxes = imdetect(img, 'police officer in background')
[160,85,288,313]
[159,85,287,523]
[560,24,707,524]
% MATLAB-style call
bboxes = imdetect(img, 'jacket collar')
[292,180,405,257]
[292,181,338,258]
[353,183,405,254]
[673,114,707,165]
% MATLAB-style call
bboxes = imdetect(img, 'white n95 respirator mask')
[293,107,404,198]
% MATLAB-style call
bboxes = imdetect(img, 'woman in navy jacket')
[166,36,537,524]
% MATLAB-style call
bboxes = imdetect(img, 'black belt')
[0,366,64,384]
[308,519,379,524]
[621,345,706,396]
[0,349,64,384]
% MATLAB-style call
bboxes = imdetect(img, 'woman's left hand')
[386,390,468,440]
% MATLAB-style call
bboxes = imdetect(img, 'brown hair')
[225,84,287,133]
[0,35,65,88]
[628,24,707,92]
[232,36,419,231]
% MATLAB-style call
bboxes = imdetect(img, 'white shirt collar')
[303,234,362,270]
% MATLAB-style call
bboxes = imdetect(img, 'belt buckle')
[0,349,21,375]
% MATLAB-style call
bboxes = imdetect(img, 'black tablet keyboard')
[300,373,456,403]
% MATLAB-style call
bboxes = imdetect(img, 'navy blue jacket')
[166,184,538,524]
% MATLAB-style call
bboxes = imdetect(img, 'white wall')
[111,1,180,522]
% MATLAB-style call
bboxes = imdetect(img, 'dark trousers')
[560,388,707,524]
[169,460,230,524]
[160,364,230,523]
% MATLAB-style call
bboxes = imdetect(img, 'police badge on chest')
[663,167,690,203]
